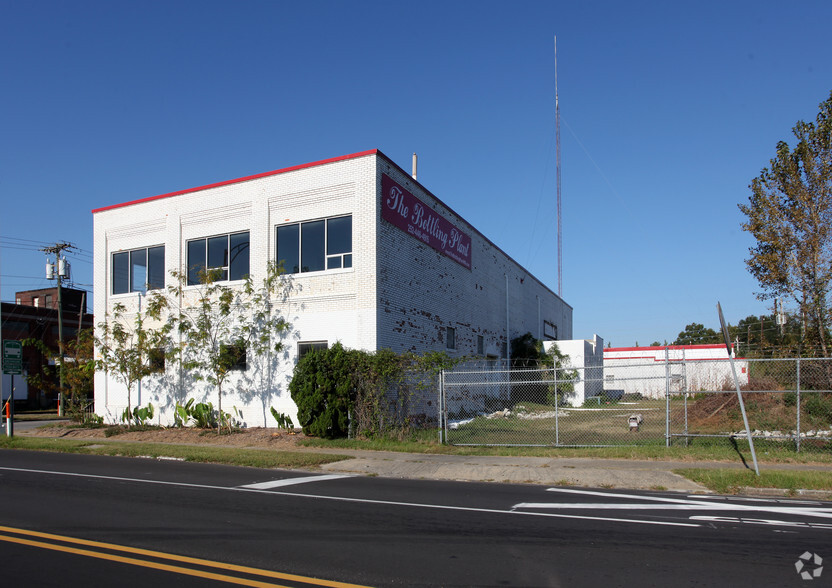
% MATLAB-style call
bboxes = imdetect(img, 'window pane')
[148,347,165,373]
[343,254,352,268]
[301,220,325,272]
[298,341,328,360]
[327,216,352,255]
[112,252,129,294]
[326,256,342,270]
[276,224,300,274]
[130,249,147,293]
[229,232,250,281]
[147,246,165,290]
[221,343,247,371]
[207,235,228,269]
[187,239,206,285]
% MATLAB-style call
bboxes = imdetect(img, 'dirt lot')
[21,424,307,450]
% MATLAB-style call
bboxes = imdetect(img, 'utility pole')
[41,242,74,416]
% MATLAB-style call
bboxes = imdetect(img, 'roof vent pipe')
[411,153,417,180]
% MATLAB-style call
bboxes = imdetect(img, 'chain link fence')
[439,357,832,451]
[669,358,832,453]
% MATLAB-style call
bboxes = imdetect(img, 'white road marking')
[240,474,351,489]
[0,466,700,528]
[516,487,832,525]
[516,503,717,510]
[689,495,823,505]
[690,516,832,530]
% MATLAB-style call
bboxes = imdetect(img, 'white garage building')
[93,149,572,426]
[603,344,748,398]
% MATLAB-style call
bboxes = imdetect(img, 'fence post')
[665,346,671,447]
[438,370,444,444]
[683,348,689,447]
[796,358,801,453]
[554,362,559,446]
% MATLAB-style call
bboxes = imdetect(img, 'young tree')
[739,91,832,356]
[96,300,170,423]
[24,328,95,419]
[151,261,290,432]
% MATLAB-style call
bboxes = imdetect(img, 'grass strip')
[674,467,832,496]
[0,437,351,469]
[298,436,832,464]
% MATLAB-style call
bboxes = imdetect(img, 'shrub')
[173,399,195,427]
[289,344,455,439]
[270,407,294,431]
[289,343,355,439]
[121,403,154,425]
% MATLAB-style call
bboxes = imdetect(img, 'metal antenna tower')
[555,36,562,298]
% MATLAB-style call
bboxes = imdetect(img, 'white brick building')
[93,149,572,426]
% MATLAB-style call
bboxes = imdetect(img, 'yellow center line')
[0,526,372,588]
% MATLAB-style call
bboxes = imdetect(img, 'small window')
[33,297,40,308]
[298,341,328,361]
[187,232,249,285]
[477,335,484,355]
[543,320,558,340]
[326,215,352,270]
[45,294,53,308]
[220,343,247,371]
[148,348,165,374]
[446,327,456,350]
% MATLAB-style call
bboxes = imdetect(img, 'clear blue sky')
[2,0,831,347]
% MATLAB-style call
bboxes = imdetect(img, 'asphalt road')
[0,450,829,587]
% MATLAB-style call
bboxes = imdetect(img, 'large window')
[187,232,249,285]
[112,246,165,294]
[276,216,351,274]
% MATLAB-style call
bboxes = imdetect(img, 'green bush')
[289,344,454,439]
[289,343,355,439]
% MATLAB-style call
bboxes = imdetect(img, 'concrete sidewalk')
[314,450,708,491]
[304,448,832,497]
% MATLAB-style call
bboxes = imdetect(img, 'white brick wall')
[93,150,572,427]
[374,160,572,360]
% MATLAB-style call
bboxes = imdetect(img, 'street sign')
[2,340,22,375]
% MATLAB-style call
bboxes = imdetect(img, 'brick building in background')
[1,287,93,409]
[92,149,573,426]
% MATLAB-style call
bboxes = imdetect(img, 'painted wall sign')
[381,174,472,269]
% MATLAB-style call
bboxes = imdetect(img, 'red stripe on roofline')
[91,149,380,214]
[606,356,747,363]
[605,344,730,353]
